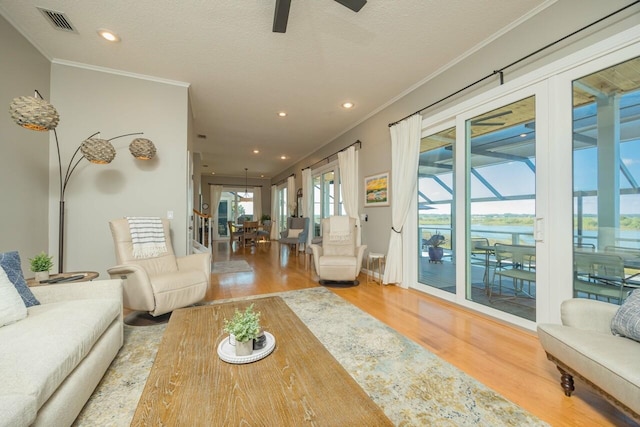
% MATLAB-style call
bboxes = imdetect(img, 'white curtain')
[383,114,422,287]
[270,185,279,240]
[253,186,262,222]
[302,168,313,247]
[287,175,296,216]
[338,145,360,245]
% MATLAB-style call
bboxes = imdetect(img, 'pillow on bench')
[0,266,27,326]
[611,289,640,342]
[0,251,39,307]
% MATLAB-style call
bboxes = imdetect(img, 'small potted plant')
[223,303,261,356]
[426,233,447,263]
[29,252,54,282]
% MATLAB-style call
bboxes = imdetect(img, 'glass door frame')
[411,83,548,330]
[547,39,640,323]
[311,161,343,238]
[407,25,640,329]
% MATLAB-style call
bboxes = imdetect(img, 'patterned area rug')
[74,287,547,426]
[211,259,253,274]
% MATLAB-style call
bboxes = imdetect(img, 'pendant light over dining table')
[8,90,157,272]
[241,167,251,201]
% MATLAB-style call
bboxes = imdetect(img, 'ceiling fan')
[273,0,367,33]
[471,110,512,127]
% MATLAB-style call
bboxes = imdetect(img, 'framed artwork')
[364,172,390,207]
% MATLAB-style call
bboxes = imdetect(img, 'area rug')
[211,259,252,274]
[74,287,547,426]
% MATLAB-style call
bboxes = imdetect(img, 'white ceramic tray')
[217,332,276,364]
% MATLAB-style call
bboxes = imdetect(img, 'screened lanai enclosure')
[417,56,640,322]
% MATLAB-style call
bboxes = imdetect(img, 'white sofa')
[0,279,123,427]
[537,298,640,422]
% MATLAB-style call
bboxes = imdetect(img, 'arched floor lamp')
[9,91,157,273]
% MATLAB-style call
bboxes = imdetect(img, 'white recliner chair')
[108,218,210,317]
[310,216,366,285]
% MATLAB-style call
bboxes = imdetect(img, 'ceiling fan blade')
[273,0,291,33]
[334,0,367,12]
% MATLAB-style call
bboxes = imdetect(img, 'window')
[311,163,345,237]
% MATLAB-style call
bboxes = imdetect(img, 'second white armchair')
[310,216,366,285]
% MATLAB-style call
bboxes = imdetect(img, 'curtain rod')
[302,140,362,171]
[388,1,640,128]
[207,183,263,187]
[274,173,296,186]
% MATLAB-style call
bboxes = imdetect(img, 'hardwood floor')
[207,240,635,426]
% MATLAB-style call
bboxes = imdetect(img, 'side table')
[27,271,99,287]
[367,253,386,285]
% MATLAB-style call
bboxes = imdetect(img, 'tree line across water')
[420,214,640,231]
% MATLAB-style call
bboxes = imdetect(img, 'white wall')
[49,62,190,277]
[0,15,51,274]
[271,0,640,256]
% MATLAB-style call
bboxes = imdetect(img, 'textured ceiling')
[0,0,549,179]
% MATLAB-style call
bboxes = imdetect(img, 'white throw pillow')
[288,229,303,239]
[0,266,27,327]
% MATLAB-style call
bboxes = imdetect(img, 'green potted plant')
[223,303,262,356]
[29,252,54,283]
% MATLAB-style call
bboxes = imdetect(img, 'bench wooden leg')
[557,366,575,397]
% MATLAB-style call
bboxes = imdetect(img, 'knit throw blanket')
[126,217,167,258]
[328,216,351,242]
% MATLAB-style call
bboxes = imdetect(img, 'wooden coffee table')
[131,296,392,426]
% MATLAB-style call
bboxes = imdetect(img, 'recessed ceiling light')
[211,172,215,175]
[97,29,120,42]
[278,112,287,117]
[280,155,287,160]
[520,133,527,137]
[342,102,354,109]
[253,149,260,154]
[261,174,264,178]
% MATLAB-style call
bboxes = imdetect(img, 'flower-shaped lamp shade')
[9,96,60,131]
[80,138,116,164]
[129,138,156,160]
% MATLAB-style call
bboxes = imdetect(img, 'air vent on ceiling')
[37,7,77,33]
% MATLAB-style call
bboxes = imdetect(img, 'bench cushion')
[538,323,640,414]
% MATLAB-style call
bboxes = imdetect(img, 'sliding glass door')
[466,96,537,322]
[418,125,456,293]
[572,56,640,304]
[416,87,542,324]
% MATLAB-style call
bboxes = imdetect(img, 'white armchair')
[107,218,210,317]
[310,216,366,285]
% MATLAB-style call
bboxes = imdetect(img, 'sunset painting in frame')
[364,172,389,207]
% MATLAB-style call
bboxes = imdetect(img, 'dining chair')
[574,252,629,304]
[228,221,243,245]
[242,221,259,247]
[257,220,272,242]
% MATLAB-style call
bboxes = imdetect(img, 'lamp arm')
[60,131,99,200]
[108,132,143,141]
[62,156,86,197]
[52,129,64,201]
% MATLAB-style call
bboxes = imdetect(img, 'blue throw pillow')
[611,289,640,342]
[0,251,40,307]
